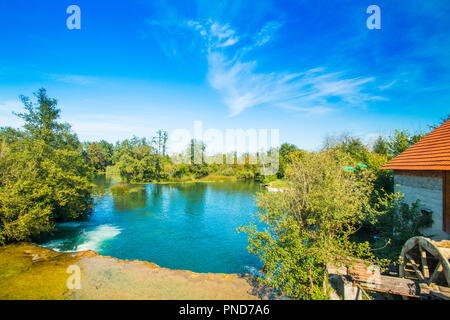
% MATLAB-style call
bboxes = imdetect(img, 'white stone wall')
[394,174,449,240]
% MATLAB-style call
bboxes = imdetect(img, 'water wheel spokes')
[400,237,450,288]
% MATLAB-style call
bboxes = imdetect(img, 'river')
[35,175,263,274]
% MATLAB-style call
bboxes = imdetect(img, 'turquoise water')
[36,176,263,274]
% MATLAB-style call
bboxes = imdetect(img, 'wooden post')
[444,171,450,233]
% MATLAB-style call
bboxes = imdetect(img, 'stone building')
[381,119,450,240]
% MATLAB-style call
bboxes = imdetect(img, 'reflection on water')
[35,175,263,274]
[113,186,148,212]
[91,174,121,196]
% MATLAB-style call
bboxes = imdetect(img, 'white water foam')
[38,239,70,252]
[244,265,260,276]
[76,224,122,252]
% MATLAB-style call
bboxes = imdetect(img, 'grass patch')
[269,179,289,188]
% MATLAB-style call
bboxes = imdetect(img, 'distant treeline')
[82,135,259,182]
[81,122,430,190]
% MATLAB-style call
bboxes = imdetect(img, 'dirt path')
[0,243,269,300]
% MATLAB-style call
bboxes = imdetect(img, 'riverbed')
[0,242,269,299]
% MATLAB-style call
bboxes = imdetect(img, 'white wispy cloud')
[50,74,97,85]
[378,80,397,90]
[185,20,380,116]
[149,16,382,117]
[207,52,378,116]
[253,21,284,48]
[187,20,239,48]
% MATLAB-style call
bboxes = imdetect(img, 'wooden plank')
[405,253,425,281]
[328,261,450,298]
[351,273,449,298]
[419,244,430,279]
[430,286,450,300]
[428,261,442,285]
[328,261,421,297]
[358,275,421,297]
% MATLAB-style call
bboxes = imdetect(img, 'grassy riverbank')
[155,175,238,184]
[109,175,240,194]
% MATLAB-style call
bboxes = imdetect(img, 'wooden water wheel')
[327,236,450,299]
[399,237,450,291]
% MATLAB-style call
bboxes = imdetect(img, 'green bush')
[235,170,254,180]
[371,194,433,261]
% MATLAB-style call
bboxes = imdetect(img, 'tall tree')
[0,89,93,244]
[387,130,424,157]
[113,137,159,182]
[373,136,389,156]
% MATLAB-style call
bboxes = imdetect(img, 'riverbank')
[155,175,239,184]
[0,243,271,300]
[106,174,244,187]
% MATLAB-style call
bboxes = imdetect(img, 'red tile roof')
[381,119,450,171]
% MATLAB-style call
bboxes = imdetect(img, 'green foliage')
[324,134,393,195]
[428,113,449,130]
[83,140,113,171]
[371,193,433,261]
[113,137,159,183]
[387,130,424,157]
[0,89,93,244]
[279,143,299,159]
[373,136,389,156]
[107,134,265,183]
[110,184,130,195]
[188,139,206,165]
[235,169,255,180]
[276,143,301,179]
[14,89,80,149]
[324,135,369,163]
[239,151,385,299]
[189,164,210,179]
[154,129,168,156]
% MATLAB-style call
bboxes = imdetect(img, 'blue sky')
[0,0,449,152]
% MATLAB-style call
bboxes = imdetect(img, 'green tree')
[373,136,389,156]
[188,139,206,165]
[239,150,384,299]
[15,88,80,149]
[98,140,114,166]
[370,194,433,261]
[324,135,370,163]
[113,137,159,182]
[0,89,93,244]
[387,130,424,157]
[85,142,106,171]
[324,134,393,195]
[155,130,168,156]
[276,143,300,178]
[429,114,449,130]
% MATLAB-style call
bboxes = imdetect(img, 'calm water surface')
[36,175,263,274]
